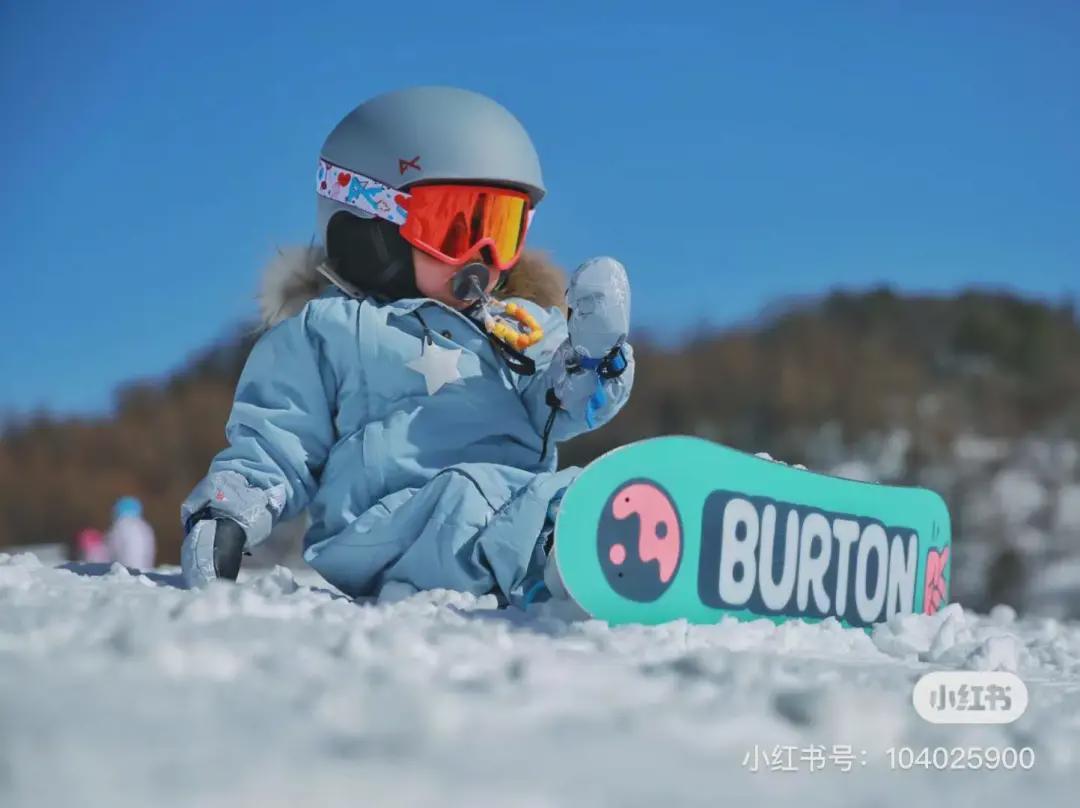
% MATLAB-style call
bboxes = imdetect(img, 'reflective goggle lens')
[401,185,529,269]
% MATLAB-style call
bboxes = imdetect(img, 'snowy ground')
[1,552,1079,808]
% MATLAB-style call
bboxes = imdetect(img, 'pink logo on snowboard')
[610,482,682,584]
[923,546,949,615]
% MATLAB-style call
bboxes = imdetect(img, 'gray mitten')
[544,257,632,433]
[180,516,246,588]
[566,257,631,360]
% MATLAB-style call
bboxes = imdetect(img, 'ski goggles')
[317,158,533,271]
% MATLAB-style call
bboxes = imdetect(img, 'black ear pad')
[326,211,418,299]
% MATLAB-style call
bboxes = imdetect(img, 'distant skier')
[181,86,634,603]
[74,527,110,564]
[106,496,156,571]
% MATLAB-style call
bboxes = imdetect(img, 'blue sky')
[2,1,1078,415]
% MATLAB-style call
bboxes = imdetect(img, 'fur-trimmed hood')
[258,246,568,329]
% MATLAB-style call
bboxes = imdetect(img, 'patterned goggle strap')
[316,158,409,226]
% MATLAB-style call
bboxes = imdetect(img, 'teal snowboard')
[554,436,951,628]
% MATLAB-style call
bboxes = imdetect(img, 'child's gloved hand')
[181,516,246,588]
[566,256,631,360]
[537,257,634,446]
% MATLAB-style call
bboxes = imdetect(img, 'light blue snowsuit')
[182,284,633,599]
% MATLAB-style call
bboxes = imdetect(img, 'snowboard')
[554,436,951,628]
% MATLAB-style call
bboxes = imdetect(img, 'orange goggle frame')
[317,158,532,271]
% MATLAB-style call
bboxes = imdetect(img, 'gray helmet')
[316,86,545,250]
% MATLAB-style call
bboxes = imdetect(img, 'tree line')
[3,288,1078,563]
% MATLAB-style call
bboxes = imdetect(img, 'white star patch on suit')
[407,339,463,395]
